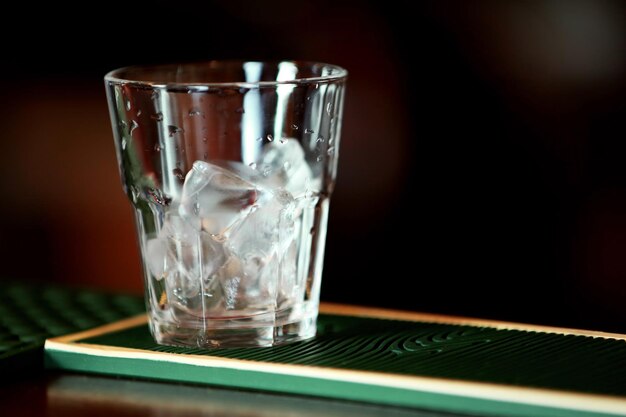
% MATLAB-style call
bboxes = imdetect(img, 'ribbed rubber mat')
[80,313,626,397]
[0,282,144,372]
[45,305,626,416]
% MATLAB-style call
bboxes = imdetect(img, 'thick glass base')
[149,308,318,348]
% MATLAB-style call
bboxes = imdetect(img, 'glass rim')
[105,60,348,89]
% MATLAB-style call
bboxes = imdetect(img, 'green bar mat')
[0,282,144,374]
[45,304,626,417]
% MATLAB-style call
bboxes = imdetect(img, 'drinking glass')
[105,61,347,348]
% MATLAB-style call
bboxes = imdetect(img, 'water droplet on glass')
[314,83,319,89]
[262,165,272,176]
[304,128,314,134]
[203,152,208,159]
[147,188,171,206]
[326,102,332,115]
[119,120,127,128]
[283,161,291,171]
[316,155,323,162]
[238,87,249,94]
[327,146,335,155]
[136,109,142,116]
[154,143,161,152]
[187,89,193,94]
[128,120,138,135]
[291,124,299,130]
[168,125,184,137]
[279,137,287,144]
[202,137,207,143]
[150,112,163,121]
[173,168,185,180]
[248,162,257,170]
[125,98,131,111]
[255,136,263,142]
[188,108,203,117]
[328,136,334,145]
[121,138,127,150]
[266,134,273,142]
[150,91,159,100]
[316,135,324,143]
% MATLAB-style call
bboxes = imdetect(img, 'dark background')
[1,0,625,332]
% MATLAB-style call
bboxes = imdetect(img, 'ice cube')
[202,256,244,312]
[195,186,299,315]
[221,189,297,310]
[146,212,197,281]
[228,189,295,264]
[206,254,276,313]
[179,161,267,241]
[145,212,226,316]
[148,160,304,318]
[146,238,169,281]
[277,238,298,308]
[259,140,316,197]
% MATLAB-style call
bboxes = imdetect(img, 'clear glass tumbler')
[105,61,347,348]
